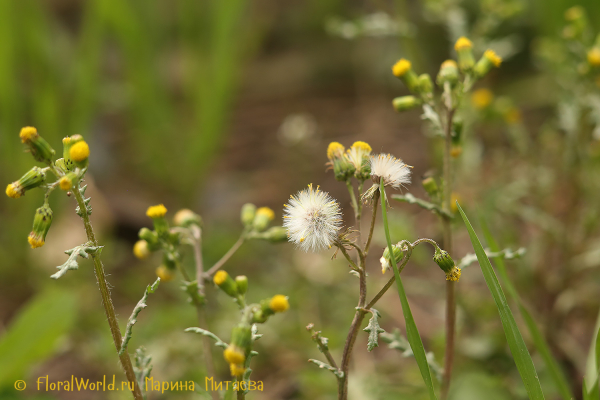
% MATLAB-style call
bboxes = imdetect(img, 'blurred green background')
[2,0,600,399]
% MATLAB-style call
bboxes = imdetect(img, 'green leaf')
[457,247,526,270]
[584,310,600,398]
[185,327,228,349]
[392,193,453,219]
[308,359,344,379]
[380,178,438,400]
[363,308,385,352]
[481,219,573,400]
[133,346,153,398]
[120,278,161,355]
[0,289,77,389]
[457,202,545,400]
[51,243,103,279]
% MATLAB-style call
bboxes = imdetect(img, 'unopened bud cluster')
[134,205,203,284]
[6,126,91,249]
[214,269,289,376]
[391,36,502,116]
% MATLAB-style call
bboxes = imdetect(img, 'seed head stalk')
[441,106,456,400]
[72,184,143,400]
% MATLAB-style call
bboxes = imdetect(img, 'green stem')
[441,107,456,400]
[189,226,219,400]
[364,191,379,255]
[380,179,437,400]
[73,184,143,400]
[205,232,246,278]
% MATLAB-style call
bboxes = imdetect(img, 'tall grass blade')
[380,179,438,400]
[457,202,545,400]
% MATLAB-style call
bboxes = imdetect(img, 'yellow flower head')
[484,50,502,67]
[269,295,290,312]
[446,266,461,282]
[256,207,275,221]
[59,176,72,191]
[19,126,38,143]
[213,270,229,286]
[69,141,90,162]
[350,141,371,153]
[229,363,246,377]
[327,142,345,160]
[146,204,167,218]
[224,346,246,365]
[6,183,22,199]
[392,59,411,77]
[471,88,494,109]
[28,233,45,249]
[454,36,473,50]
[156,265,175,282]
[588,48,600,67]
[133,240,150,260]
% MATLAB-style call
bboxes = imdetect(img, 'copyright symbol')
[14,380,26,391]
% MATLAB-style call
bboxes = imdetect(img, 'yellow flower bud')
[69,141,90,162]
[588,47,600,67]
[454,36,472,50]
[28,204,53,249]
[392,58,420,92]
[19,127,55,164]
[224,345,246,365]
[253,207,275,232]
[392,59,411,77]
[326,142,345,160]
[133,240,150,260]
[471,88,494,109]
[146,204,168,218]
[156,265,175,282]
[269,295,289,312]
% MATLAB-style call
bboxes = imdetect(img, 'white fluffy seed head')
[283,184,342,252]
[369,153,411,189]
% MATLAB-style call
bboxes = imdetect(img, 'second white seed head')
[370,153,412,189]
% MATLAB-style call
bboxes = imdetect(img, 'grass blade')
[380,179,438,400]
[457,202,545,400]
[480,218,573,400]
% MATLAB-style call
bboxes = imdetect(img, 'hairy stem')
[441,107,456,400]
[205,233,246,278]
[337,244,367,400]
[190,226,219,400]
[73,184,143,400]
[364,191,380,255]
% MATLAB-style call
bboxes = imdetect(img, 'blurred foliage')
[2,0,600,399]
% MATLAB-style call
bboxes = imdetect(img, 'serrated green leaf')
[457,202,545,400]
[481,219,573,400]
[51,243,103,279]
[185,327,228,349]
[392,193,453,219]
[380,178,438,400]
[120,278,161,355]
[308,359,344,379]
[363,309,385,352]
